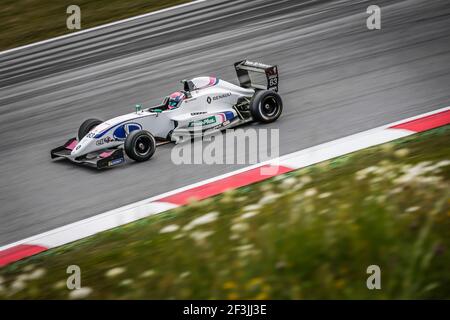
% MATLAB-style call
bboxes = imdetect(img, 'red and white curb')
[1,107,449,267]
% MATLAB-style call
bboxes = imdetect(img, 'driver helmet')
[167,91,185,109]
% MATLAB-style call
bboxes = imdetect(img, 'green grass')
[0,0,191,51]
[0,126,449,299]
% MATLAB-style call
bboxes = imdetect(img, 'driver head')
[167,91,185,109]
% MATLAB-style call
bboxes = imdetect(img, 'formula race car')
[51,60,283,169]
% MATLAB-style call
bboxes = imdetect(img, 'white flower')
[190,230,214,243]
[172,233,185,240]
[395,162,442,184]
[426,160,450,173]
[69,287,93,299]
[390,187,403,194]
[435,160,450,167]
[183,212,219,231]
[258,193,280,205]
[140,270,156,278]
[318,192,332,199]
[243,204,262,212]
[234,244,254,251]
[159,224,179,233]
[281,177,297,188]
[371,177,383,184]
[14,269,46,283]
[234,244,259,257]
[381,143,394,152]
[394,148,410,158]
[231,222,249,233]
[119,279,134,286]
[241,211,258,219]
[355,166,378,180]
[16,274,29,282]
[304,188,317,197]
[299,176,312,184]
[220,190,237,203]
[105,267,125,278]
[10,280,26,292]
[27,268,46,280]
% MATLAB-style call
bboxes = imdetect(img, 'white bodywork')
[70,77,255,158]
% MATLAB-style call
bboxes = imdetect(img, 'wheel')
[78,118,103,140]
[249,90,283,123]
[124,130,156,162]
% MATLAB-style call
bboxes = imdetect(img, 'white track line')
[0,0,207,56]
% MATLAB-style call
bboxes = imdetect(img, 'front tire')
[124,130,156,162]
[78,118,103,140]
[249,90,283,123]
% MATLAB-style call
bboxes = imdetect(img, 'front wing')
[51,138,125,169]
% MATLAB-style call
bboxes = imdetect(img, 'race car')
[51,60,283,169]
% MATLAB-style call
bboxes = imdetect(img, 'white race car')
[51,60,282,169]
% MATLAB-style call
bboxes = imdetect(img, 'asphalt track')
[0,0,449,246]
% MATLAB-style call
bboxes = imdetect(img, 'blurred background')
[0,0,449,299]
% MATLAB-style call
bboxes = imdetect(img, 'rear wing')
[234,60,279,92]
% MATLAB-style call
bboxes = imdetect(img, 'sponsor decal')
[96,136,115,146]
[212,120,230,130]
[191,112,207,116]
[113,123,142,140]
[243,61,272,69]
[212,92,231,101]
[108,158,124,166]
[188,116,216,127]
[207,93,231,104]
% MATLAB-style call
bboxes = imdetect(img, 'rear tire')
[124,130,156,162]
[78,118,102,140]
[249,90,283,123]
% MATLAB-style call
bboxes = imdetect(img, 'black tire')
[124,130,156,162]
[78,118,103,140]
[249,90,283,123]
